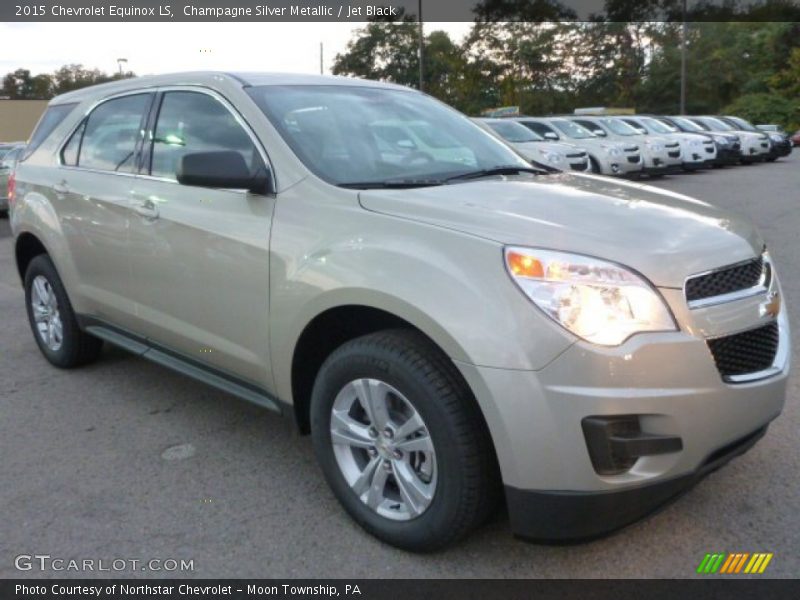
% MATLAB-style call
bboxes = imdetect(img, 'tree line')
[1,65,136,100]
[332,20,800,130]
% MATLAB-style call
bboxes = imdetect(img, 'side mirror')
[593,129,606,136]
[544,132,558,140]
[177,150,274,195]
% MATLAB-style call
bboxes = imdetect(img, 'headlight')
[770,134,783,142]
[504,247,676,346]
[602,145,622,157]
[542,151,564,163]
[646,141,664,152]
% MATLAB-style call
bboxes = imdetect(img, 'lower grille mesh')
[707,322,779,379]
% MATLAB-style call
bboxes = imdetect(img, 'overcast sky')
[0,22,472,77]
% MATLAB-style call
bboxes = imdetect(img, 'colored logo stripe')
[698,553,773,574]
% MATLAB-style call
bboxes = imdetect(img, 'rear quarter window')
[23,103,79,160]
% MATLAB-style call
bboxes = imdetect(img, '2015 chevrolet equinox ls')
[10,73,790,551]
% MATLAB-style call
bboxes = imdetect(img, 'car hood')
[358,173,763,288]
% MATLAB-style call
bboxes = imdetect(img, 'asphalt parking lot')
[1,153,798,579]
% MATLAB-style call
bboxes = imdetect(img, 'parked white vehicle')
[690,116,770,163]
[620,115,716,170]
[473,118,590,172]
[513,117,643,177]
[570,116,681,175]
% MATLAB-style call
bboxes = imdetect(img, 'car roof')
[50,71,410,105]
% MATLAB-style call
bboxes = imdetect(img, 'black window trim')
[57,89,155,177]
[138,85,276,194]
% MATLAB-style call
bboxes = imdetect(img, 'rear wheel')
[310,329,499,551]
[24,255,102,368]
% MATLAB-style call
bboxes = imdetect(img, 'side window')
[150,91,264,181]
[24,102,78,160]
[74,94,150,173]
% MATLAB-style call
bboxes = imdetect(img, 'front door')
[126,89,276,389]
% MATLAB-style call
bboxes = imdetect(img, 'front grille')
[668,150,681,158]
[666,142,679,148]
[733,142,741,150]
[626,154,640,163]
[566,152,586,159]
[685,256,764,302]
[707,322,779,378]
[569,161,588,171]
[624,146,639,152]
[705,146,714,153]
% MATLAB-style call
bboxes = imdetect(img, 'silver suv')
[10,73,790,551]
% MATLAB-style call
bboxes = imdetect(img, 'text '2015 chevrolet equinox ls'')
[10,73,791,551]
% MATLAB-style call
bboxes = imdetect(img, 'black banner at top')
[3,0,800,22]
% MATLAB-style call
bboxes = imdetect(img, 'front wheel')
[310,329,499,551]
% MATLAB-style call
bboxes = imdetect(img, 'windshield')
[551,119,595,139]
[671,116,704,132]
[639,117,674,134]
[726,116,757,131]
[600,118,639,136]
[246,85,529,187]
[486,121,543,143]
[697,117,734,131]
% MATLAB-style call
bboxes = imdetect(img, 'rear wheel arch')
[15,231,50,282]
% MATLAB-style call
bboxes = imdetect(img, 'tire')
[310,329,499,551]
[24,254,103,368]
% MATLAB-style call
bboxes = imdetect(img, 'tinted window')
[487,121,542,143]
[78,94,149,172]
[24,103,78,159]
[150,91,264,180]
[247,85,525,186]
[518,121,560,139]
[552,119,596,139]
[61,121,86,167]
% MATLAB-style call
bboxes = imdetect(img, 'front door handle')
[133,199,159,220]
[53,180,69,196]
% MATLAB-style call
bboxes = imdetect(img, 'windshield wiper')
[442,165,543,183]
[337,179,444,190]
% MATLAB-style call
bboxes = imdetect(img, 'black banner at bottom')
[3,579,800,600]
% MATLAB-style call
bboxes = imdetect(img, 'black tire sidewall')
[310,338,475,551]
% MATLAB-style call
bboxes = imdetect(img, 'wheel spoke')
[33,277,49,305]
[33,305,48,322]
[350,456,381,496]
[51,317,63,345]
[394,412,425,440]
[354,379,391,430]
[394,434,434,454]
[366,463,389,509]
[330,410,374,449]
[46,283,58,309]
[393,461,433,517]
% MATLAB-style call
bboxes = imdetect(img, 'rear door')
[56,92,154,327]
[126,88,276,388]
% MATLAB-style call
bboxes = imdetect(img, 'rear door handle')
[133,199,159,220]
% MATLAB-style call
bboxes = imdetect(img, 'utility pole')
[680,0,687,114]
[116,57,128,76]
[418,0,424,91]
[320,42,324,75]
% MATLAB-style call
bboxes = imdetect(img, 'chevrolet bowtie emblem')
[759,291,781,319]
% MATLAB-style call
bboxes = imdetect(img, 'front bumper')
[455,285,790,542]
[505,425,768,541]
[714,146,742,165]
